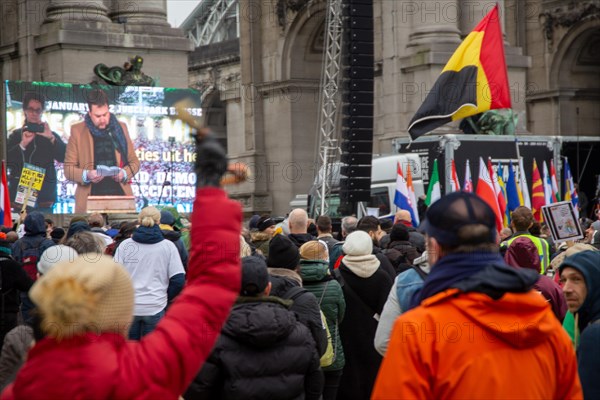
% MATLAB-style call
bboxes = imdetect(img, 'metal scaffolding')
[186,0,239,47]
[314,0,345,216]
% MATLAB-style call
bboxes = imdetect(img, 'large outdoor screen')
[4,81,202,214]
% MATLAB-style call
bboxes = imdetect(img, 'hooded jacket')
[559,250,600,399]
[383,240,420,273]
[11,212,54,265]
[372,251,582,400]
[160,225,189,268]
[185,297,323,400]
[268,269,328,357]
[250,231,271,257]
[504,237,567,321]
[299,259,346,371]
[336,259,393,400]
[2,187,241,400]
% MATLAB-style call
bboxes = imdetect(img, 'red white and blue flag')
[1,161,12,228]
[406,163,420,226]
[394,162,418,227]
[463,159,473,192]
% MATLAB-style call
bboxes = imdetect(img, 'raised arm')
[126,130,241,396]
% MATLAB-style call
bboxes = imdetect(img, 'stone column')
[407,0,461,47]
[44,0,110,23]
[109,0,169,26]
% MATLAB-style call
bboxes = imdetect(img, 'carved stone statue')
[93,55,156,86]
[460,109,518,135]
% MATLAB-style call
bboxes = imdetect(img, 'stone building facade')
[186,0,599,215]
[0,0,192,151]
[1,0,599,216]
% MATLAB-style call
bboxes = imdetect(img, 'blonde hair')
[138,206,161,227]
[240,235,252,258]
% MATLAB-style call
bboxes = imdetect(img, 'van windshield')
[308,194,343,218]
[367,187,390,216]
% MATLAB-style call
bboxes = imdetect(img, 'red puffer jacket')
[1,187,241,400]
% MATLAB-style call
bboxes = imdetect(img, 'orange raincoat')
[372,288,582,399]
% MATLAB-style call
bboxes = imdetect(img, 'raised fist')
[194,128,228,188]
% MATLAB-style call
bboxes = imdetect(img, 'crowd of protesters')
[0,133,598,398]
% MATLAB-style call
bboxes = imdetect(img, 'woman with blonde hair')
[114,206,185,339]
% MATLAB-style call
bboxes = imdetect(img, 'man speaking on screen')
[65,88,140,213]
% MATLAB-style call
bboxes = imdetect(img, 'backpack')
[19,238,52,282]
[284,286,335,368]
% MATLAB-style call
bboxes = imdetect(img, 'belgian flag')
[408,5,511,140]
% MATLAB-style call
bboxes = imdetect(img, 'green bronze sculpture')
[460,109,518,135]
[93,55,156,87]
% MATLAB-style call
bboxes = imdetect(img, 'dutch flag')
[394,162,418,227]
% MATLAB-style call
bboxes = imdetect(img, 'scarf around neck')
[412,252,504,308]
[132,225,164,244]
[85,113,128,163]
[342,254,380,278]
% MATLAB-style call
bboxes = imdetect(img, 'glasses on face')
[26,107,43,114]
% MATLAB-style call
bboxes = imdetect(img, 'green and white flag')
[425,159,441,206]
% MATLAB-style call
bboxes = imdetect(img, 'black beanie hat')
[267,234,300,270]
[390,223,410,242]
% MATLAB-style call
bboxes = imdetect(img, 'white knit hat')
[343,231,373,256]
[30,254,134,339]
[37,245,79,275]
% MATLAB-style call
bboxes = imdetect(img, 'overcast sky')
[167,0,201,27]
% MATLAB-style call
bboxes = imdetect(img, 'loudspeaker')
[341,165,371,177]
[341,140,372,153]
[342,128,373,141]
[341,153,371,165]
[339,0,374,206]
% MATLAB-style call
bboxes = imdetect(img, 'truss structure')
[186,0,239,47]
[313,0,345,216]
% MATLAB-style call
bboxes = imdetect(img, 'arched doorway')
[551,21,600,136]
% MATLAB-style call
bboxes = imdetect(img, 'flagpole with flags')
[542,161,557,204]
[550,160,561,202]
[1,161,12,228]
[407,5,511,139]
[425,159,441,206]
[518,157,531,209]
[506,160,521,215]
[406,164,420,226]
[394,162,418,226]
[476,157,503,231]
[463,159,473,193]
[531,159,546,222]
[450,160,460,192]
[564,157,579,219]
[488,158,507,227]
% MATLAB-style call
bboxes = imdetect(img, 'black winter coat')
[185,297,323,400]
[337,262,393,400]
[6,128,66,209]
[0,256,33,313]
[288,233,316,248]
[383,240,421,273]
[372,247,397,279]
[269,272,328,357]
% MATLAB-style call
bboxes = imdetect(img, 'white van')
[303,153,425,219]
